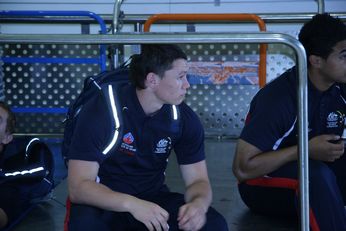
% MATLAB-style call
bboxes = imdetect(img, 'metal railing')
[2,13,346,27]
[0,31,309,230]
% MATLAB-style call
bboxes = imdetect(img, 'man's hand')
[309,134,344,162]
[129,198,169,231]
[178,161,212,231]
[177,199,207,231]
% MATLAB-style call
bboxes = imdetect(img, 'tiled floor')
[9,139,297,231]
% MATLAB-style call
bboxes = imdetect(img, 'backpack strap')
[170,104,181,134]
[172,105,178,120]
[100,83,125,155]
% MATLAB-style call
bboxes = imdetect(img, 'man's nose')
[183,76,190,89]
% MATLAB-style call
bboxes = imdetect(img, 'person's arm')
[232,139,297,182]
[177,160,212,231]
[232,134,344,183]
[68,159,169,231]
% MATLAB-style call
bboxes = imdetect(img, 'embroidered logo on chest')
[326,111,344,129]
[154,138,171,154]
[120,132,136,154]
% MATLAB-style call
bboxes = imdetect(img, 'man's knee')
[309,160,337,190]
[203,207,229,231]
[67,204,109,231]
[0,208,8,229]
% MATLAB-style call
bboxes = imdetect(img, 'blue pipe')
[11,107,67,114]
[0,10,107,71]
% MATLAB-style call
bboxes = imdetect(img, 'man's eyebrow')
[339,49,346,54]
[178,68,188,73]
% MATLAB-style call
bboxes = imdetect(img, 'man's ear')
[2,133,13,145]
[309,55,322,68]
[145,72,159,88]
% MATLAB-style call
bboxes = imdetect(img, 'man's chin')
[175,96,186,105]
[172,101,183,106]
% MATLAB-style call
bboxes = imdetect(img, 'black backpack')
[61,63,129,165]
[1,136,54,187]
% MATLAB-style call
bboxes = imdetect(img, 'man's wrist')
[190,197,210,213]
[121,194,137,213]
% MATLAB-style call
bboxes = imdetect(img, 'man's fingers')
[178,207,196,229]
[151,219,162,231]
[160,210,169,221]
[324,134,340,141]
[144,222,154,231]
[157,216,169,231]
[177,206,189,223]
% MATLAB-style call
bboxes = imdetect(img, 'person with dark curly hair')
[233,13,346,231]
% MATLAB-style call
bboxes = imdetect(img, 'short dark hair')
[129,44,187,89]
[298,13,346,66]
[0,102,16,134]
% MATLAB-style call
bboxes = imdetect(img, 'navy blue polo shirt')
[68,84,205,197]
[241,66,346,152]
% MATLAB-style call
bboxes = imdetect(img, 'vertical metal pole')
[112,0,124,68]
[295,43,309,231]
[316,0,325,14]
[112,0,123,34]
[133,22,142,55]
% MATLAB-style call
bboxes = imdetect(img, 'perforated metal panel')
[1,42,296,137]
[266,44,296,83]
[186,84,258,137]
[2,44,103,135]
[181,43,296,137]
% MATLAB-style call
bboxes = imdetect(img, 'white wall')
[1,0,346,15]
[1,0,345,35]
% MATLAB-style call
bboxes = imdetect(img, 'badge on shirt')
[154,137,172,154]
[326,111,344,129]
[120,132,137,153]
